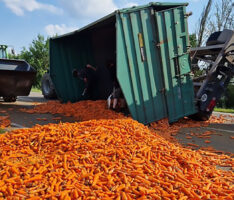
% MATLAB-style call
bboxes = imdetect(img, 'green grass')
[0,129,6,134]
[31,87,41,93]
[214,108,234,113]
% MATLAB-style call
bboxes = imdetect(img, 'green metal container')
[50,2,197,124]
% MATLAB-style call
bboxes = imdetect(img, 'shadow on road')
[0,92,75,130]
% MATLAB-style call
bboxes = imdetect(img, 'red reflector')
[207,99,216,112]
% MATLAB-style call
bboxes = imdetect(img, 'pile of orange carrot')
[21,100,230,136]
[0,118,233,199]
[21,100,125,122]
[149,117,211,141]
[22,100,230,124]
[20,100,234,148]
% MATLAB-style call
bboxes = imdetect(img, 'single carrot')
[92,172,102,186]
[27,197,41,200]
[24,175,43,184]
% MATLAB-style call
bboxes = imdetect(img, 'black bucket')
[0,59,36,97]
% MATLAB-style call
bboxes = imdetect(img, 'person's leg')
[107,94,113,109]
[113,87,123,110]
[88,81,97,100]
[119,98,126,108]
[113,98,118,109]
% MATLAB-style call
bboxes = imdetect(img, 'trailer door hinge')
[159,88,166,94]
[185,12,192,18]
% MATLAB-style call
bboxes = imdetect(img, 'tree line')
[10,35,49,89]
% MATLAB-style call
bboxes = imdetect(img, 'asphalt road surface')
[176,122,234,154]
[0,92,75,129]
[0,92,233,154]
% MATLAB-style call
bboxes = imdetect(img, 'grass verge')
[0,129,6,134]
[214,108,234,113]
[31,87,41,93]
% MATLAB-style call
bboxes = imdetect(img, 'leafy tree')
[18,35,49,88]
[189,34,197,48]
[224,85,234,108]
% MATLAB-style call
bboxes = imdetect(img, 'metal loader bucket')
[0,59,36,98]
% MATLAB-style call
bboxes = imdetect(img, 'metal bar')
[191,44,224,52]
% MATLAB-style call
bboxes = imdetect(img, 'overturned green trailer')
[49,2,197,124]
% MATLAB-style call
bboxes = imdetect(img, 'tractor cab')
[0,45,8,59]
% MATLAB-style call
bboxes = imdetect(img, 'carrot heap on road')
[21,100,229,136]
[21,100,125,122]
[0,119,233,199]
[20,100,234,147]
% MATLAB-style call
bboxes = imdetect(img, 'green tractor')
[0,45,36,102]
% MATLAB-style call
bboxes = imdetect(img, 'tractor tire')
[41,73,57,99]
[206,31,222,46]
[3,96,17,102]
[189,111,211,121]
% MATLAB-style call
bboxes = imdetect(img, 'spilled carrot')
[0,115,10,129]
[36,118,47,121]
[0,119,232,199]
[20,100,125,121]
